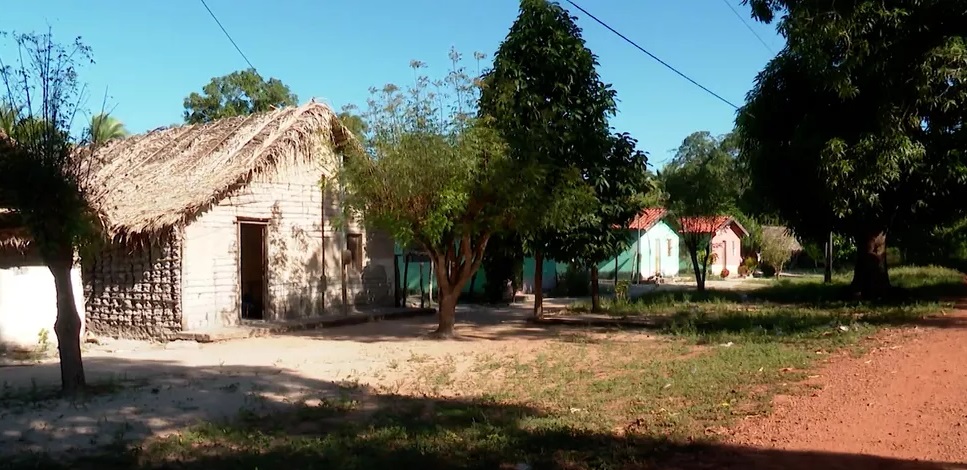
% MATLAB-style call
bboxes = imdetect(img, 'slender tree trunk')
[590,265,601,313]
[533,250,544,319]
[688,242,706,292]
[432,290,458,338]
[47,251,85,395]
[469,272,478,301]
[852,229,890,298]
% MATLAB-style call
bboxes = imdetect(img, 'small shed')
[618,208,680,280]
[679,215,749,277]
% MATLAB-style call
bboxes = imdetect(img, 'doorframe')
[236,217,270,321]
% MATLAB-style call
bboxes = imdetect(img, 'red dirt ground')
[665,309,967,469]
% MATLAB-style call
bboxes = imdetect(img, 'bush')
[760,228,797,275]
[720,268,730,278]
[553,264,590,297]
[614,279,630,302]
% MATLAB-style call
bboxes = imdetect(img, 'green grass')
[5,266,960,469]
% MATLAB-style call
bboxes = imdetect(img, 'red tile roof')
[679,216,749,236]
[628,208,667,231]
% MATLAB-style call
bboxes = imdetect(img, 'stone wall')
[83,230,183,339]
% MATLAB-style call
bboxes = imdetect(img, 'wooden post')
[393,254,402,307]
[824,231,833,284]
[533,250,544,319]
[402,252,411,307]
[419,261,426,309]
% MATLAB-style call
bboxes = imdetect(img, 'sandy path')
[719,311,967,468]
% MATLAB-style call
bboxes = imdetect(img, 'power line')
[199,0,257,71]
[563,0,740,110]
[720,0,774,54]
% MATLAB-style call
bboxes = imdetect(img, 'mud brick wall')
[83,230,183,339]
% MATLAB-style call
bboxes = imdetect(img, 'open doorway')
[239,221,267,320]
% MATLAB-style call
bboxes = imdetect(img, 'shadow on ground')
[5,383,964,470]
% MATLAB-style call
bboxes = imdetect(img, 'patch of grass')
[7,266,960,469]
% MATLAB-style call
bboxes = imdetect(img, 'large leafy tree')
[548,133,651,312]
[662,131,743,291]
[480,0,618,318]
[183,68,297,124]
[0,31,102,394]
[738,0,967,297]
[89,113,127,144]
[338,51,540,338]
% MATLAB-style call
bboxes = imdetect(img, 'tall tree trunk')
[852,230,890,298]
[47,251,85,395]
[533,250,544,319]
[590,265,601,313]
[432,289,458,338]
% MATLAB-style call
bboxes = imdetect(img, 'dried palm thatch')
[87,101,353,239]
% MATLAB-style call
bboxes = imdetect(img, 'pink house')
[679,216,749,277]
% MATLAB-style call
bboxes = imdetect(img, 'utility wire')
[563,0,740,110]
[199,0,258,71]
[720,0,774,53]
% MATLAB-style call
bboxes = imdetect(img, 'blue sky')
[3,0,783,168]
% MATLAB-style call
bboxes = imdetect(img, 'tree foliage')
[337,51,540,337]
[662,131,743,291]
[759,227,797,276]
[738,0,967,297]
[183,68,297,124]
[0,30,101,394]
[89,112,127,144]
[480,0,625,315]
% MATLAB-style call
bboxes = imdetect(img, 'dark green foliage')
[479,0,619,255]
[183,68,298,124]
[739,0,967,295]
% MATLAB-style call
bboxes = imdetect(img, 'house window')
[666,239,672,256]
[347,233,363,270]
[732,241,736,256]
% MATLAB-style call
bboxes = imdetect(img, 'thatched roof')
[87,101,352,238]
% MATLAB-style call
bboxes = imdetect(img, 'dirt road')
[693,311,967,469]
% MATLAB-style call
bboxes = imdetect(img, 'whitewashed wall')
[179,144,397,331]
[181,156,327,330]
[0,256,85,351]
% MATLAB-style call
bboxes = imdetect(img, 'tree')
[89,113,127,144]
[480,0,618,318]
[759,227,797,276]
[738,0,967,297]
[0,31,101,394]
[661,131,741,291]
[183,68,297,124]
[337,51,540,338]
[546,132,651,312]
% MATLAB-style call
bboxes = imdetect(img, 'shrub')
[556,264,590,297]
[760,228,797,275]
[720,268,730,278]
[737,265,750,277]
[614,279,630,302]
